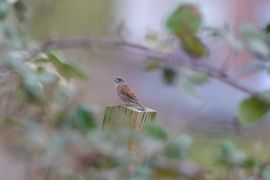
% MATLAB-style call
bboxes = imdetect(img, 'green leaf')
[181,35,209,58]
[243,157,257,170]
[144,59,160,72]
[225,33,243,51]
[238,96,269,126]
[231,151,247,166]
[217,140,236,166]
[13,0,29,22]
[263,167,270,180]
[164,134,192,160]
[145,122,168,140]
[47,52,87,80]
[135,165,152,178]
[162,67,177,85]
[23,76,45,101]
[258,90,270,103]
[32,53,50,63]
[181,80,199,98]
[145,31,159,43]
[166,4,202,36]
[219,141,248,167]
[187,70,209,85]
[0,2,10,20]
[71,105,97,131]
[35,67,59,85]
[221,140,235,158]
[241,24,270,59]
[265,23,270,34]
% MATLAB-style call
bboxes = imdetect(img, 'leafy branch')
[28,37,257,96]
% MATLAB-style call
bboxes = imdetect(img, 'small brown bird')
[113,78,145,111]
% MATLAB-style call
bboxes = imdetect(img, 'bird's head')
[113,78,125,86]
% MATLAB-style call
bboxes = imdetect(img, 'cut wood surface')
[102,105,157,131]
[102,105,157,154]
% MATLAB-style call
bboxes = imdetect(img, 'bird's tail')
[135,101,145,111]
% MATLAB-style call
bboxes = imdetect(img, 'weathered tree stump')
[102,105,157,154]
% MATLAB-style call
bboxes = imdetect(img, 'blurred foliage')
[166,4,202,36]
[27,0,113,39]
[162,66,178,85]
[238,95,269,126]
[166,3,209,58]
[1,1,270,179]
[147,3,270,126]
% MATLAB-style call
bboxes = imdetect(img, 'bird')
[113,78,145,111]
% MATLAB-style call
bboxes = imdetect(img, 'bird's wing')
[120,84,138,102]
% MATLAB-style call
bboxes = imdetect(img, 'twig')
[220,49,233,72]
[29,37,257,96]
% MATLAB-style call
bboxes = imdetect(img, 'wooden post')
[102,105,157,154]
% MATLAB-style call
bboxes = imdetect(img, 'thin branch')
[29,37,257,96]
[30,38,188,66]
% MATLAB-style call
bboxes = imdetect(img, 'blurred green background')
[28,0,113,39]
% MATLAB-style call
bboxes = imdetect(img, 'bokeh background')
[26,0,270,133]
[1,1,270,178]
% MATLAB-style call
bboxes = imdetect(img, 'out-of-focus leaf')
[145,31,159,43]
[166,4,207,58]
[5,25,27,48]
[164,134,192,160]
[203,26,222,37]
[258,90,270,103]
[238,96,269,126]
[32,53,50,63]
[265,23,270,34]
[239,62,266,75]
[249,40,269,59]
[71,105,97,131]
[13,0,29,21]
[181,35,209,58]
[135,165,153,178]
[179,80,199,98]
[54,113,67,128]
[35,67,58,85]
[241,24,270,59]
[23,75,45,101]
[217,140,236,166]
[187,71,209,85]
[205,25,242,50]
[219,141,248,167]
[0,2,10,20]
[263,167,270,180]
[162,67,177,85]
[243,157,256,170]
[225,33,243,50]
[54,85,75,105]
[4,55,45,101]
[265,67,270,76]
[166,4,202,36]
[144,59,160,72]
[47,52,87,80]
[145,122,168,141]
[231,151,247,166]
[3,117,15,126]
[221,140,235,158]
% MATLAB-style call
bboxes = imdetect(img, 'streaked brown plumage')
[113,78,145,111]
